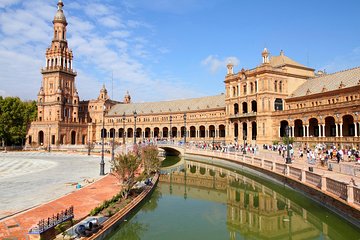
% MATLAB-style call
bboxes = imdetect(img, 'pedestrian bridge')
[156,143,185,156]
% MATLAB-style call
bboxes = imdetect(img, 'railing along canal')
[180,147,360,207]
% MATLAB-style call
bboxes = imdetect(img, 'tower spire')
[54,0,67,25]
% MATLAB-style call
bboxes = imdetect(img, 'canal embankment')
[85,173,159,240]
[185,149,360,228]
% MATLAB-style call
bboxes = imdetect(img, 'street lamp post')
[100,105,106,176]
[133,111,137,145]
[48,124,51,152]
[87,124,91,156]
[183,113,187,145]
[285,125,292,164]
[169,115,172,143]
[243,129,246,154]
[111,118,115,164]
[122,112,126,145]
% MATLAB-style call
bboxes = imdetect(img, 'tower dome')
[53,0,67,24]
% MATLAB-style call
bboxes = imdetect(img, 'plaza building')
[26,0,360,149]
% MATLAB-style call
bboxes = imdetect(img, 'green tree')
[111,151,141,198]
[0,97,37,146]
[282,136,294,145]
[141,145,160,175]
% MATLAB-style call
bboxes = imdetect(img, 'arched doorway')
[242,122,248,140]
[209,125,215,138]
[343,115,355,136]
[71,131,76,145]
[234,123,239,139]
[109,128,115,138]
[242,102,248,113]
[190,126,196,138]
[163,127,169,138]
[119,128,125,138]
[172,127,177,138]
[219,125,226,138]
[251,100,257,112]
[251,122,257,140]
[101,128,107,138]
[145,127,151,138]
[325,116,336,137]
[294,119,303,137]
[154,127,160,138]
[199,126,205,138]
[181,126,186,138]
[309,118,319,137]
[280,120,289,137]
[38,131,44,145]
[127,128,133,138]
[136,128,142,138]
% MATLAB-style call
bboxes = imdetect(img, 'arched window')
[279,81,282,92]
[55,30,57,39]
[234,103,239,115]
[274,80,278,92]
[243,84,247,94]
[274,98,283,111]
[250,82,254,93]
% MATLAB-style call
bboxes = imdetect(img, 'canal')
[107,156,360,240]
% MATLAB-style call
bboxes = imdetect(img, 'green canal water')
[107,156,360,240]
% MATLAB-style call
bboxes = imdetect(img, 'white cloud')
[0,0,200,103]
[201,55,240,74]
[0,0,22,8]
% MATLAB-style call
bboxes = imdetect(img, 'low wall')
[86,174,159,240]
[185,150,360,228]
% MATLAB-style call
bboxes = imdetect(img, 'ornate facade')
[26,1,360,149]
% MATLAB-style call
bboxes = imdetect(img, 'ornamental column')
[339,123,343,137]
[291,126,295,137]
[335,124,339,137]
[322,124,325,137]
[279,126,281,138]
[306,125,309,137]
[303,125,306,137]
[318,125,321,137]
[355,122,358,137]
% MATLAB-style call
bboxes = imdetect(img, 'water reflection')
[108,221,148,240]
[160,160,359,240]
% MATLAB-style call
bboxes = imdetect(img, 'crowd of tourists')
[262,143,360,165]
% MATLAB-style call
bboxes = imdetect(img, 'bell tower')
[37,0,79,123]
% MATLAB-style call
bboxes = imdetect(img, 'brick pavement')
[0,174,121,240]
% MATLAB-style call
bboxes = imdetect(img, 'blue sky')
[0,0,359,102]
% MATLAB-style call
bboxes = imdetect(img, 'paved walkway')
[0,152,111,219]
[0,174,121,240]
[256,149,360,184]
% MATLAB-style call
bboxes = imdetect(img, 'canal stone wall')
[86,174,159,240]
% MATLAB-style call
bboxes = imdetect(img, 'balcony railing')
[229,112,257,119]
